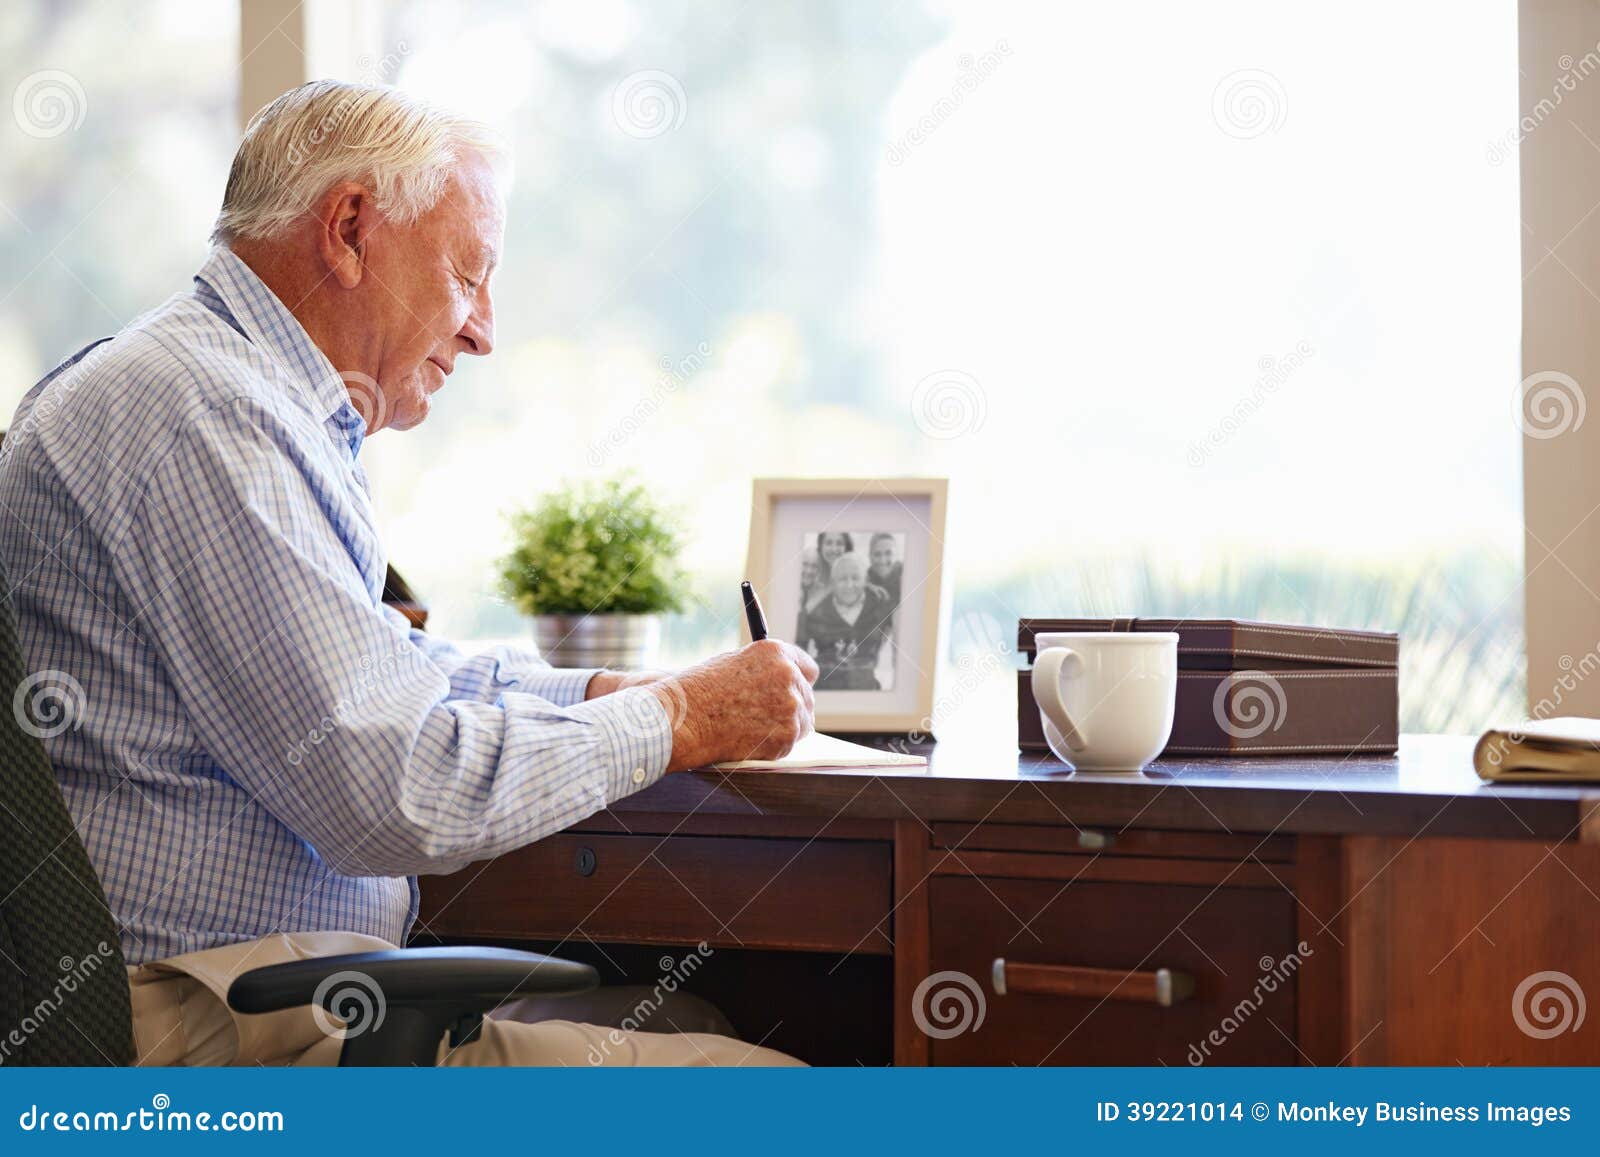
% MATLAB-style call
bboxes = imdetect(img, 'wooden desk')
[418,733,1600,1066]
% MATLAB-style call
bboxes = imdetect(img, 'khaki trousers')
[126,932,802,1067]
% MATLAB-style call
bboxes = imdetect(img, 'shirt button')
[631,767,646,785]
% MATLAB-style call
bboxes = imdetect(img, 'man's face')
[361,152,503,432]
[831,560,865,607]
[870,539,895,574]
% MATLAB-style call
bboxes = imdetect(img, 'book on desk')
[1475,716,1600,781]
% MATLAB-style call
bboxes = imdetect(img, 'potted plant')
[498,476,688,669]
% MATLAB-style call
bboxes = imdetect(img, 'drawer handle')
[1077,829,1115,851]
[991,958,1196,1007]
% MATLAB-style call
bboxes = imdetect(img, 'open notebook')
[713,731,928,771]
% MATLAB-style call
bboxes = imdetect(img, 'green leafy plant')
[498,477,688,616]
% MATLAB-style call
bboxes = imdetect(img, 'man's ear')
[313,182,377,290]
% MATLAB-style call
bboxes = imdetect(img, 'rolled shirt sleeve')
[121,398,671,878]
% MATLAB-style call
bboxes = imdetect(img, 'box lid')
[1016,617,1398,671]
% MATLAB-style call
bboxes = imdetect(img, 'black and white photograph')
[796,530,907,691]
[745,478,947,732]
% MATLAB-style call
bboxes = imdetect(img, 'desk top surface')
[623,731,1600,843]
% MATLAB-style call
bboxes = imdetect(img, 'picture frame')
[744,477,949,734]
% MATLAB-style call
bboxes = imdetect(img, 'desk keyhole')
[575,846,597,877]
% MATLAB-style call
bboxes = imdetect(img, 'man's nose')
[460,291,495,357]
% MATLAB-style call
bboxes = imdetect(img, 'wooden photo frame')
[744,477,949,734]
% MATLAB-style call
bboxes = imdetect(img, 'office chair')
[0,554,599,1067]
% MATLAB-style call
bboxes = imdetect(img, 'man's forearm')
[584,668,672,699]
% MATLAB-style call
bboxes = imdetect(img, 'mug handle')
[1033,646,1089,752]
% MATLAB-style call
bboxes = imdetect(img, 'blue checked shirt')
[0,247,672,965]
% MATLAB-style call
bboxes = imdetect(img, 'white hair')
[830,552,868,579]
[211,80,508,245]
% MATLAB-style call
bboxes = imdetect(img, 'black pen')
[741,580,769,642]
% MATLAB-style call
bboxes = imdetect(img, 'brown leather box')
[1017,618,1399,757]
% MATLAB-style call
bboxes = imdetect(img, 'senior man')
[0,81,817,1067]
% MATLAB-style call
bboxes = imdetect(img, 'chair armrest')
[226,945,598,1015]
[226,945,598,1066]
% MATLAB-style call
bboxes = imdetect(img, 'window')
[310,0,1521,732]
[2,1,237,418]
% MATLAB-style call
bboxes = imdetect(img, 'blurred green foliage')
[498,477,688,616]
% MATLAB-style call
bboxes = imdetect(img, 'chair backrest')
[0,550,132,1065]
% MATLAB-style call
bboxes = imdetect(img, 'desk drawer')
[927,876,1300,1065]
[930,823,1294,863]
[420,834,892,954]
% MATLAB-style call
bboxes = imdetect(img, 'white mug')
[1032,631,1178,771]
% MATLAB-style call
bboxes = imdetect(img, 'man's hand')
[648,640,820,771]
